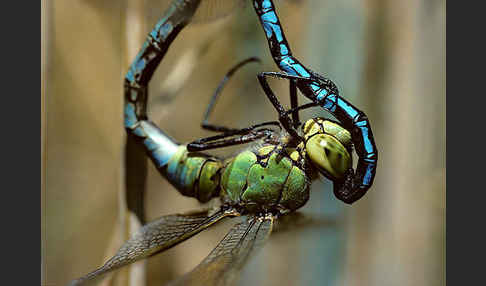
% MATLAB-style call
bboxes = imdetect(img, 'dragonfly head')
[302,118,353,181]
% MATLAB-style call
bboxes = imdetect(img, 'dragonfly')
[70,0,377,285]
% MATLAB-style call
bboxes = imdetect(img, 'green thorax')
[220,144,310,214]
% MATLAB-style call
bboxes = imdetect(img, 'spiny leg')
[256,72,303,141]
[202,59,308,133]
[201,57,261,133]
[289,79,300,128]
[260,71,336,103]
[283,102,320,118]
[187,122,280,152]
[190,57,291,152]
[188,131,269,152]
[263,71,330,127]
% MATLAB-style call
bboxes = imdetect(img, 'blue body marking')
[124,0,201,169]
[253,0,378,203]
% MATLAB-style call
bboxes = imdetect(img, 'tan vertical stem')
[41,0,48,284]
[124,0,147,285]
[101,1,147,286]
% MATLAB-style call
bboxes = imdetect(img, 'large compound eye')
[306,134,352,180]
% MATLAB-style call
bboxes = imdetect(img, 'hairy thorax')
[220,143,312,214]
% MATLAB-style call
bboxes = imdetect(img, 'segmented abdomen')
[162,146,223,203]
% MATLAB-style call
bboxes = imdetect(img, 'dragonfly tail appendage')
[332,107,378,204]
[253,0,378,203]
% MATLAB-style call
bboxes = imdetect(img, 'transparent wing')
[192,0,246,23]
[191,0,299,23]
[168,215,274,286]
[69,208,238,286]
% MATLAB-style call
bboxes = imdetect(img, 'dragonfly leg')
[283,102,320,119]
[264,71,326,127]
[187,121,280,152]
[188,130,272,152]
[289,80,300,128]
[259,71,315,83]
[201,57,261,133]
[258,71,337,103]
[256,72,303,141]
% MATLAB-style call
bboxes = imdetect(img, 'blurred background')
[41,0,445,285]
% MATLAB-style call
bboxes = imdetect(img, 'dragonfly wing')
[192,0,246,23]
[169,215,274,286]
[192,0,295,24]
[69,208,238,286]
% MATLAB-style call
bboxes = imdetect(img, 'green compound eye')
[306,134,352,180]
